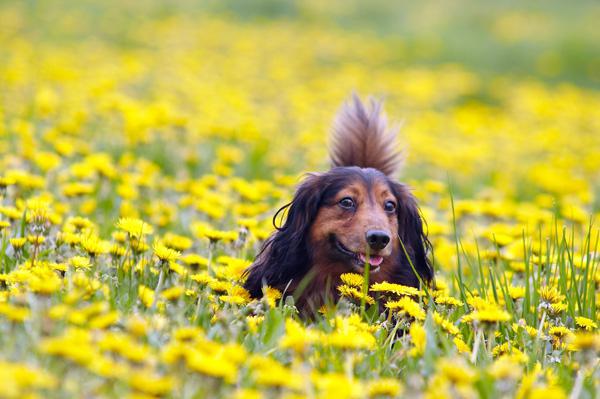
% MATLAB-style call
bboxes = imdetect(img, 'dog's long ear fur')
[243,174,323,298]
[330,94,403,177]
[391,182,433,287]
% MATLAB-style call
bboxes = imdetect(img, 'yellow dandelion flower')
[567,332,600,352]
[161,286,185,300]
[181,253,209,269]
[366,378,403,397]
[539,286,565,305]
[436,358,477,385]
[463,302,511,325]
[247,315,264,333]
[409,322,427,357]
[433,311,460,336]
[433,293,464,307]
[508,285,526,300]
[66,216,94,231]
[386,297,426,320]
[488,355,524,380]
[27,235,45,245]
[110,243,127,257]
[70,256,92,269]
[162,232,193,251]
[340,273,364,287]
[338,284,375,305]
[80,235,110,256]
[250,356,303,390]
[10,237,27,249]
[186,349,238,383]
[528,386,566,399]
[153,242,181,263]
[279,318,320,352]
[263,286,282,307]
[370,281,422,297]
[128,372,174,396]
[0,302,30,322]
[548,302,568,316]
[112,231,128,243]
[325,315,377,350]
[138,285,155,308]
[454,337,471,353]
[115,217,154,238]
[574,316,597,331]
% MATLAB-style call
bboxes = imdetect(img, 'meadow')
[0,1,599,398]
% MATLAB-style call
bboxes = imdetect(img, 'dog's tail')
[329,94,403,177]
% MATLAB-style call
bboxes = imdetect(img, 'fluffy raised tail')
[329,94,403,177]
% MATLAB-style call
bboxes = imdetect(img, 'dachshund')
[243,95,433,313]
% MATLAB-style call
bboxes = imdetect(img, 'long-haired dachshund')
[244,95,433,312]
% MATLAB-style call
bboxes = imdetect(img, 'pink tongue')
[358,253,383,266]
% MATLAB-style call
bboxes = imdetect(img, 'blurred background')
[1,0,599,210]
[3,0,599,85]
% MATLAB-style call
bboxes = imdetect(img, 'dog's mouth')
[333,237,383,274]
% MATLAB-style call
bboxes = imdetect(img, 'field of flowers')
[0,1,599,398]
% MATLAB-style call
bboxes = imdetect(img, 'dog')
[243,95,433,313]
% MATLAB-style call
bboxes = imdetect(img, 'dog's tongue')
[358,253,383,266]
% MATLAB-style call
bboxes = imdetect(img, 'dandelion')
[0,220,11,231]
[433,293,464,308]
[340,273,364,287]
[567,332,600,352]
[539,286,565,306]
[153,242,181,263]
[263,286,282,307]
[80,235,110,257]
[386,297,426,320]
[162,232,193,251]
[488,355,524,381]
[454,337,471,354]
[325,315,377,350]
[246,315,264,333]
[26,198,51,226]
[115,217,154,238]
[338,284,375,305]
[192,222,238,243]
[70,256,92,269]
[508,285,526,300]
[574,316,597,331]
[186,350,238,383]
[0,302,30,322]
[548,326,574,349]
[433,311,460,335]
[10,237,27,249]
[279,318,320,352]
[181,254,209,269]
[370,281,422,297]
[128,373,175,396]
[409,322,427,356]
[366,379,403,397]
[463,302,511,325]
[27,235,45,245]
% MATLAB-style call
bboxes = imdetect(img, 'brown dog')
[243,95,433,312]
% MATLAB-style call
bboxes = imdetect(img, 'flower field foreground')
[1,4,600,399]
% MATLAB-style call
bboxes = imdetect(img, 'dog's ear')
[391,182,433,287]
[243,174,324,298]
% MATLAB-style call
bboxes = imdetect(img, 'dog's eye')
[338,197,355,210]
[384,200,396,213]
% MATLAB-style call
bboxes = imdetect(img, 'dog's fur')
[243,95,433,312]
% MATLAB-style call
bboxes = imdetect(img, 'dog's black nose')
[366,230,391,251]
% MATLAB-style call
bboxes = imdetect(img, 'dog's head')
[243,166,433,298]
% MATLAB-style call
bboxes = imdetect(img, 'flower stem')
[151,262,166,310]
